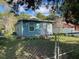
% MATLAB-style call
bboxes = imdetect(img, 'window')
[29,22,35,32]
[29,26,34,31]
[36,23,40,29]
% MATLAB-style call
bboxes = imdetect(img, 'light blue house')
[15,18,54,38]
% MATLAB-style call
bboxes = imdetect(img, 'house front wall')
[23,22,53,37]
[16,21,53,37]
[23,22,41,37]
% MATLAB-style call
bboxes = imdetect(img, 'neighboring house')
[63,22,79,36]
[62,22,79,33]
[62,22,75,33]
[55,17,79,36]
[15,18,54,38]
[75,25,79,31]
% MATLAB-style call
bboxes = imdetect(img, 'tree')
[46,11,55,20]
[4,0,63,15]
[62,0,79,24]
[0,12,31,36]
[16,14,31,20]
[36,13,47,20]
[0,13,18,36]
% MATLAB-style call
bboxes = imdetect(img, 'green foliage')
[4,31,12,38]
[46,12,55,20]
[5,0,51,10]
[0,13,31,37]
[62,0,79,24]
[36,13,48,20]
[16,14,31,20]
[0,0,5,3]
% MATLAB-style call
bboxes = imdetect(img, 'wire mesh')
[0,34,79,59]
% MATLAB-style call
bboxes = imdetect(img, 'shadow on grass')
[0,37,55,59]
[0,37,79,59]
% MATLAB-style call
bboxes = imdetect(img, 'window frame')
[28,22,35,32]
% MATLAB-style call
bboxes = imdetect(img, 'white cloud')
[18,5,26,13]
[35,5,50,16]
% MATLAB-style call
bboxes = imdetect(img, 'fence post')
[54,34,57,59]
[54,33,60,59]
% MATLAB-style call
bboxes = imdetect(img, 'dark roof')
[18,20,54,23]
[17,18,55,24]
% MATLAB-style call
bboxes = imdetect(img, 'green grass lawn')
[53,35,79,59]
[59,35,79,44]
[0,35,79,59]
[0,37,54,59]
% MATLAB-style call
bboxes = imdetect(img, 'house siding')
[23,22,41,37]
[16,22,23,36]
[16,21,53,37]
[47,23,53,35]
[75,25,79,31]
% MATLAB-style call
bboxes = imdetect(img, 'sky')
[0,3,50,16]
[0,4,5,13]
[18,4,51,16]
[0,0,64,16]
[17,0,64,16]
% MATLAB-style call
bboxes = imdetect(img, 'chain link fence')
[0,34,79,59]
